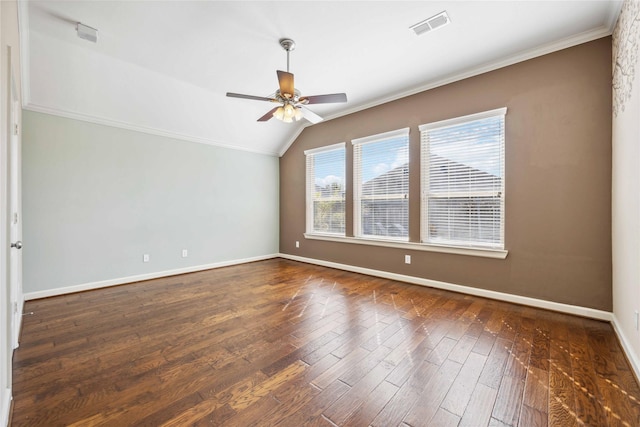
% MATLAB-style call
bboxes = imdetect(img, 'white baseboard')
[278,253,613,322]
[24,254,279,300]
[1,390,10,427]
[610,314,640,382]
[16,253,640,401]
[279,253,640,380]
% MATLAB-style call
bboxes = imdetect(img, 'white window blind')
[305,143,346,235]
[420,108,506,249]
[353,128,410,240]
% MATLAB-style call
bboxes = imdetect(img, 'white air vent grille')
[76,23,98,43]
[410,11,450,36]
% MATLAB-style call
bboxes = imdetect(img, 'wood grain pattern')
[10,258,640,426]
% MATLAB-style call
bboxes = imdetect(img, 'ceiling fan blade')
[258,107,279,122]
[301,93,347,104]
[300,106,323,124]
[277,70,295,98]
[227,92,277,102]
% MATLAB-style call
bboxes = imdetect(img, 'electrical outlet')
[295,241,300,248]
[405,255,411,264]
[182,249,188,258]
[143,254,150,263]
[635,310,639,331]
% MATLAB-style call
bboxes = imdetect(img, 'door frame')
[8,60,22,350]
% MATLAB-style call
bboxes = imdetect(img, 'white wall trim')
[0,392,10,427]
[279,255,640,374]
[611,314,640,383]
[279,26,613,157]
[24,254,279,301]
[19,17,613,161]
[304,233,508,259]
[20,253,640,386]
[279,254,640,381]
[278,253,612,321]
[23,103,280,157]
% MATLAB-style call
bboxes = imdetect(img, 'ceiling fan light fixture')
[273,103,303,123]
[284,103,296,118]
[273,106,285,120]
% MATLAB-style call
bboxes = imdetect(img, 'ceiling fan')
[226,38,347,124]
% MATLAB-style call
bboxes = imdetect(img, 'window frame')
[352,128,410,242]
[304,142,347,237]
[419,107,507,251]
[302,111,508,260]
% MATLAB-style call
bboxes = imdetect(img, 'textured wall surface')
[612,0,640,372]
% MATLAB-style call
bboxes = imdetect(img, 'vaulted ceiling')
[20,1,621,156]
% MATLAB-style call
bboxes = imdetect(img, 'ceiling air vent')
[76,22,98,43]
[410,11,450,36]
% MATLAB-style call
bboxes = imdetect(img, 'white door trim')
[8,62,22,350]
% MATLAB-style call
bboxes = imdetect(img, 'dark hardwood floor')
[10,258,640,426]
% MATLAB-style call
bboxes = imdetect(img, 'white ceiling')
[20,1,621,156]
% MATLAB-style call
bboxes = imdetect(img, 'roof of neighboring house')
[362,155,500,196]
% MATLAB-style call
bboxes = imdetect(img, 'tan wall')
[280,37,612,311]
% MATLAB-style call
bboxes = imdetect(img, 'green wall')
[22,111,279,294]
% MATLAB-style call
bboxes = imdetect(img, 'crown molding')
[18,0,620,159]
[278,24,615,157]
[19,1,278,157]
[24,102,280,157]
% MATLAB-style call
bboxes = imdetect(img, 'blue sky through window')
[314,137,410,187]
[360,137,409,182]
[314,149,345,188]
[313,117,502,188]
[428,116,503,177]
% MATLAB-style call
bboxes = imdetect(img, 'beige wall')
[280,37,612,311]
[612,0,640,372]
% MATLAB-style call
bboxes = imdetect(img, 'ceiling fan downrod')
[279,38,295,73]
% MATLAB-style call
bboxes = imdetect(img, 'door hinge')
[13,302,18,314]
[13,123,18,136]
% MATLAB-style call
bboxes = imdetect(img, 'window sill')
[303,233,508,259]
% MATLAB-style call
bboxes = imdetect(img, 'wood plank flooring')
[10,258,640,426]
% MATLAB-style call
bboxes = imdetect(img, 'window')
[353,128,410,240]
[305,143,346,235]
[420,108,506,249]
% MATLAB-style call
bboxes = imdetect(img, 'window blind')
[420,108,506,249]
[305,143,346,235]
[353,128,410,240]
